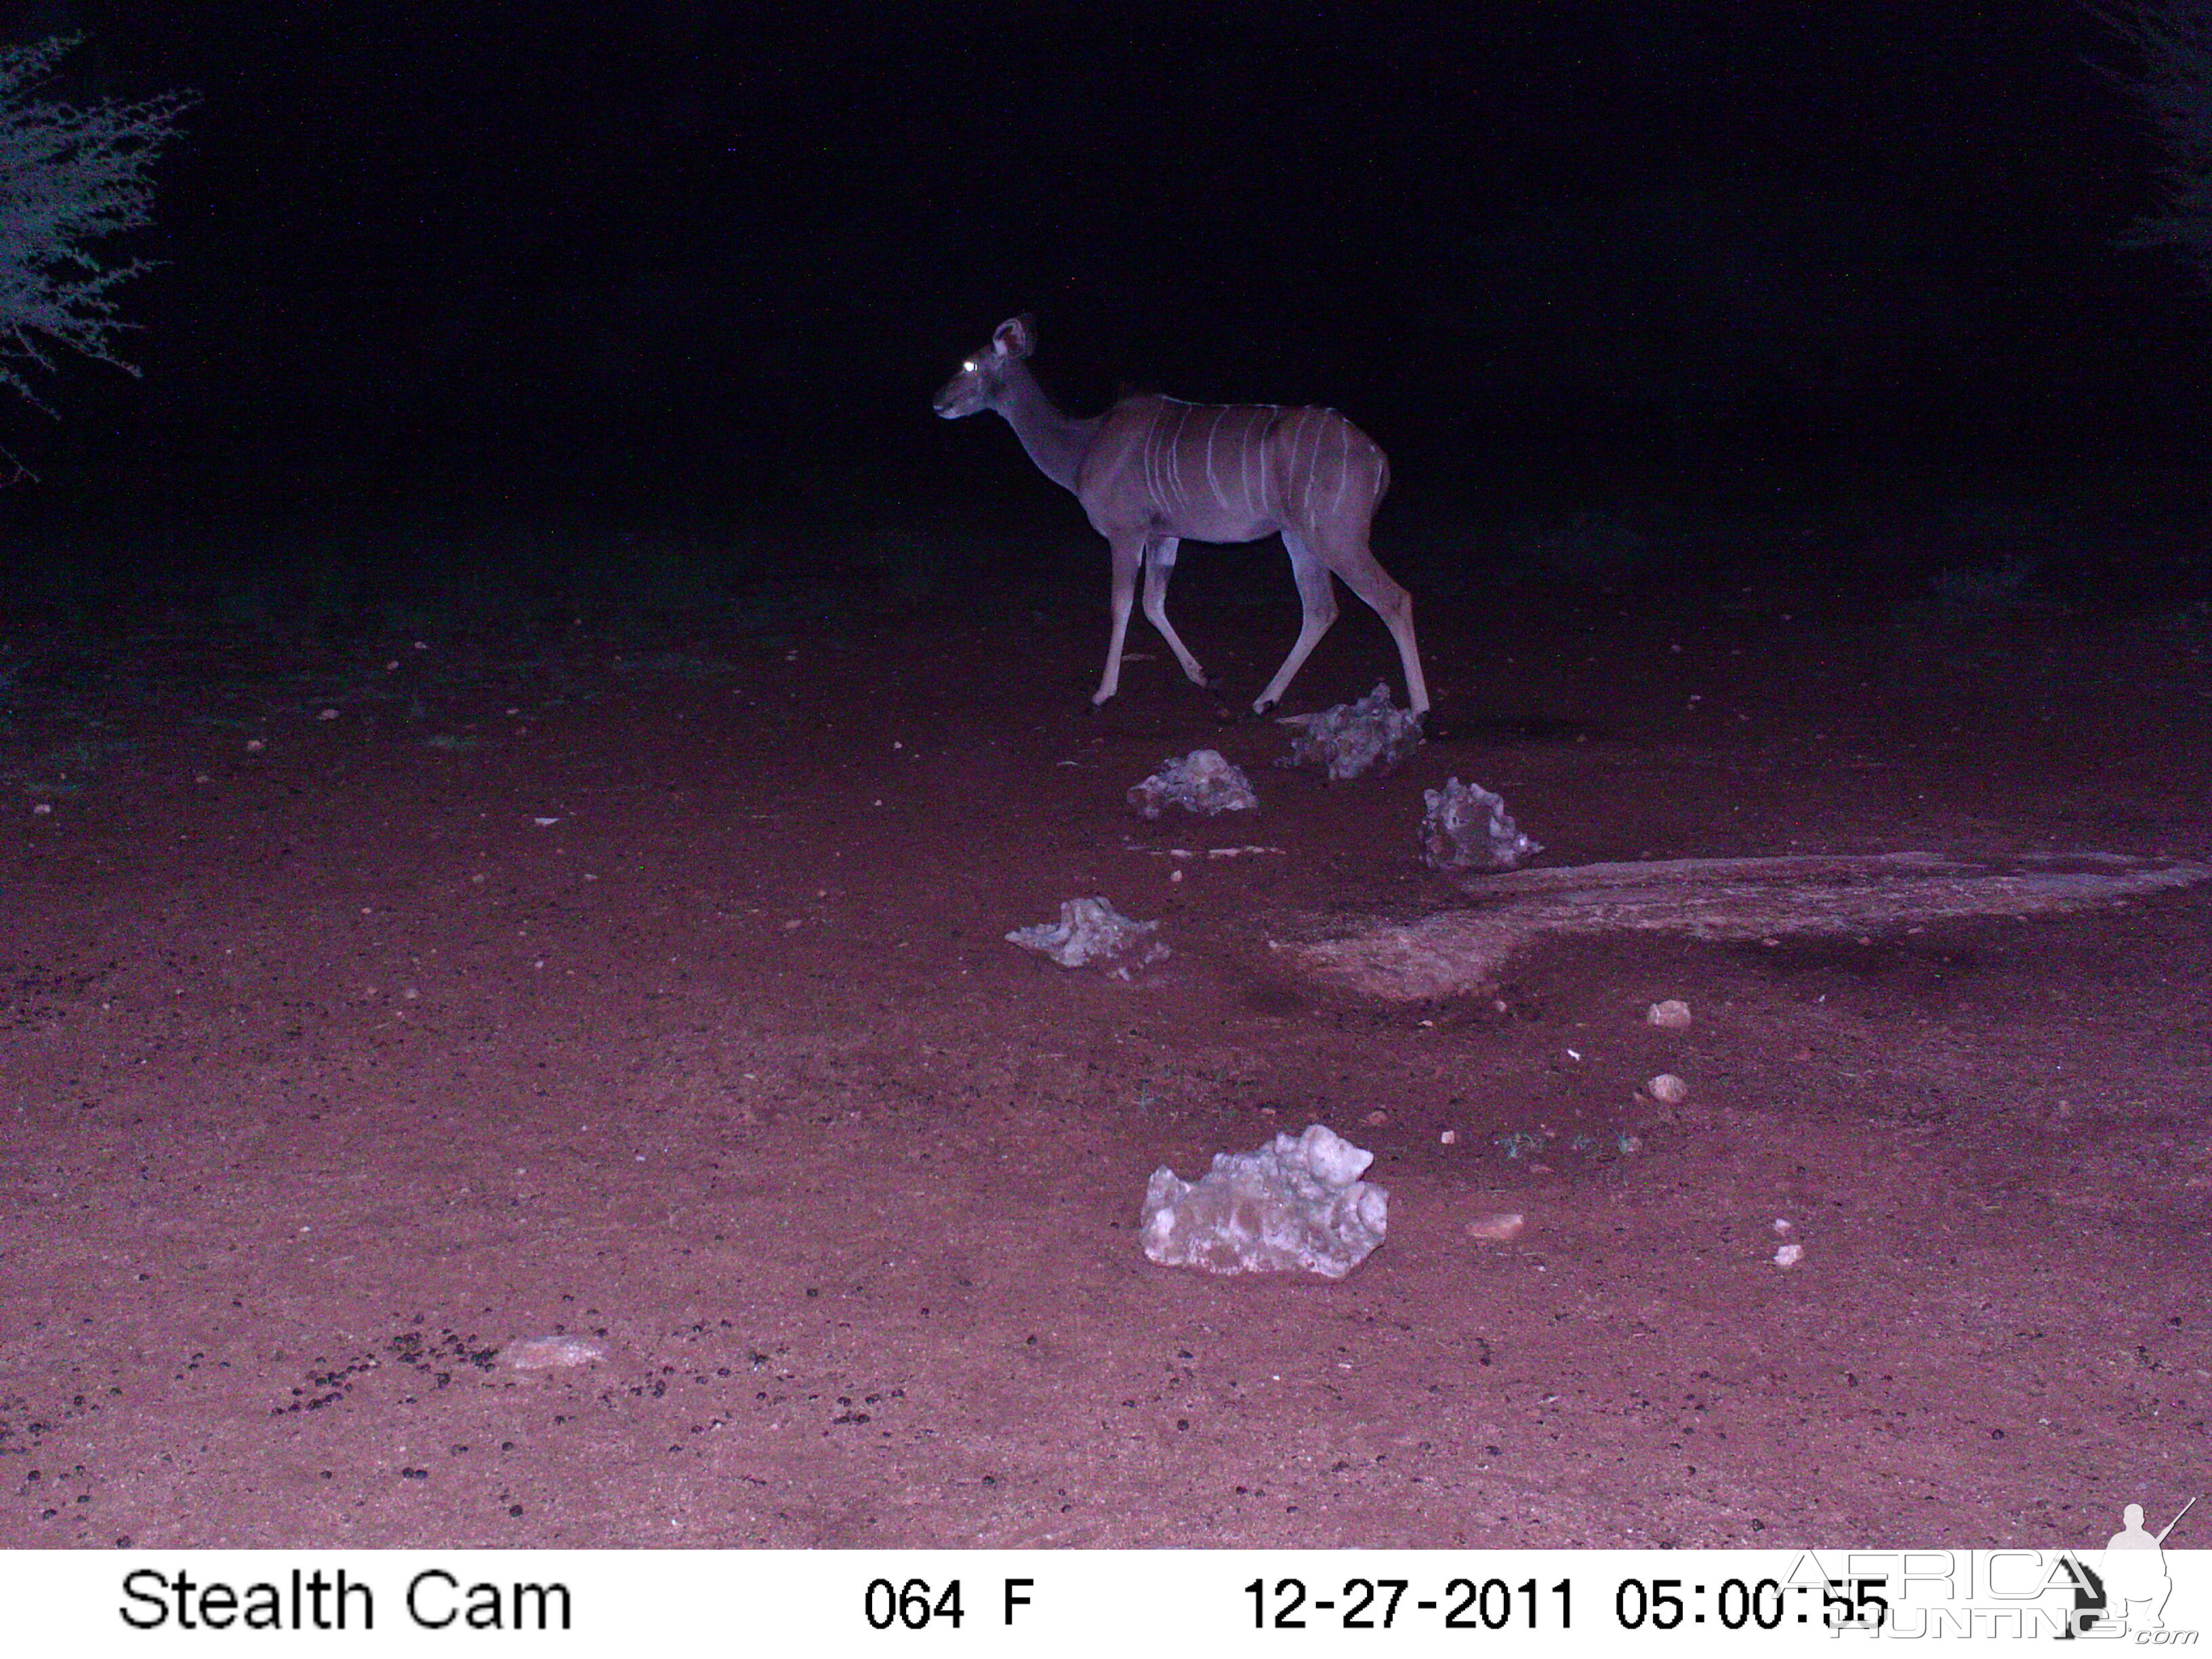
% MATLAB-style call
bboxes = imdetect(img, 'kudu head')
[932,314,1036,419]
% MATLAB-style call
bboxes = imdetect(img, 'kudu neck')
[992,360,1099,494]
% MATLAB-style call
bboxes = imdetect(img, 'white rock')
[1276,684,1423,780]
[1773,1242,1805,1269]
[1127,749,1260,819]
[1006,897,1168,977]
[1646,1072,1690,1105]
[501,1336,605,1370]
[1420,777,1542,873]
[1647,998,1693,1029]
[1141,1123,1388,1279]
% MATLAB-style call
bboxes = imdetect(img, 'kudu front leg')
[1089,533,1145,709]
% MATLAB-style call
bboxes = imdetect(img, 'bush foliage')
[0,33,194,416]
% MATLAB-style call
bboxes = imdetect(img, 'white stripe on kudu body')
[931,314,1429,718]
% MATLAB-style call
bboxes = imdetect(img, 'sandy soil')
[2,559,2207,1549]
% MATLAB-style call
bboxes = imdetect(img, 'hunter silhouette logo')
[2101,1496,2196,1633]
[2062,1496,2197,1638]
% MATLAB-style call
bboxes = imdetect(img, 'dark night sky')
[7,1,2205,526]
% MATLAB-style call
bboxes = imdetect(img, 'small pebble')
[1646,1072,1690,1105]
[1466,1212,1525,1243]
[1774,1242,1805,1269]
[1646,998,1693,1029]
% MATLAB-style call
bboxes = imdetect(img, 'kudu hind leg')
[1252,531,1341,714]
[1139,536,1210,689]
[1331,544,1429,717]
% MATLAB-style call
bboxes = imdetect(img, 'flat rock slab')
[1286,851,2212,1004]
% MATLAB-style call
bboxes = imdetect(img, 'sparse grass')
[1494,1129,1544,1160]
[1502,508,1652,586]
[1921,554,2047,620]
[1566,1130,1644,1157]
[611,651,745,682]
[1493,1127,1643,1162]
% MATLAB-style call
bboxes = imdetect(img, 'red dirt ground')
[2,564,2207,1549]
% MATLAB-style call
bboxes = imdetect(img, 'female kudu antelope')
[932,316,1429,718]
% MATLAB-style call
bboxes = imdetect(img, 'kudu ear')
[994,314,1036,359]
